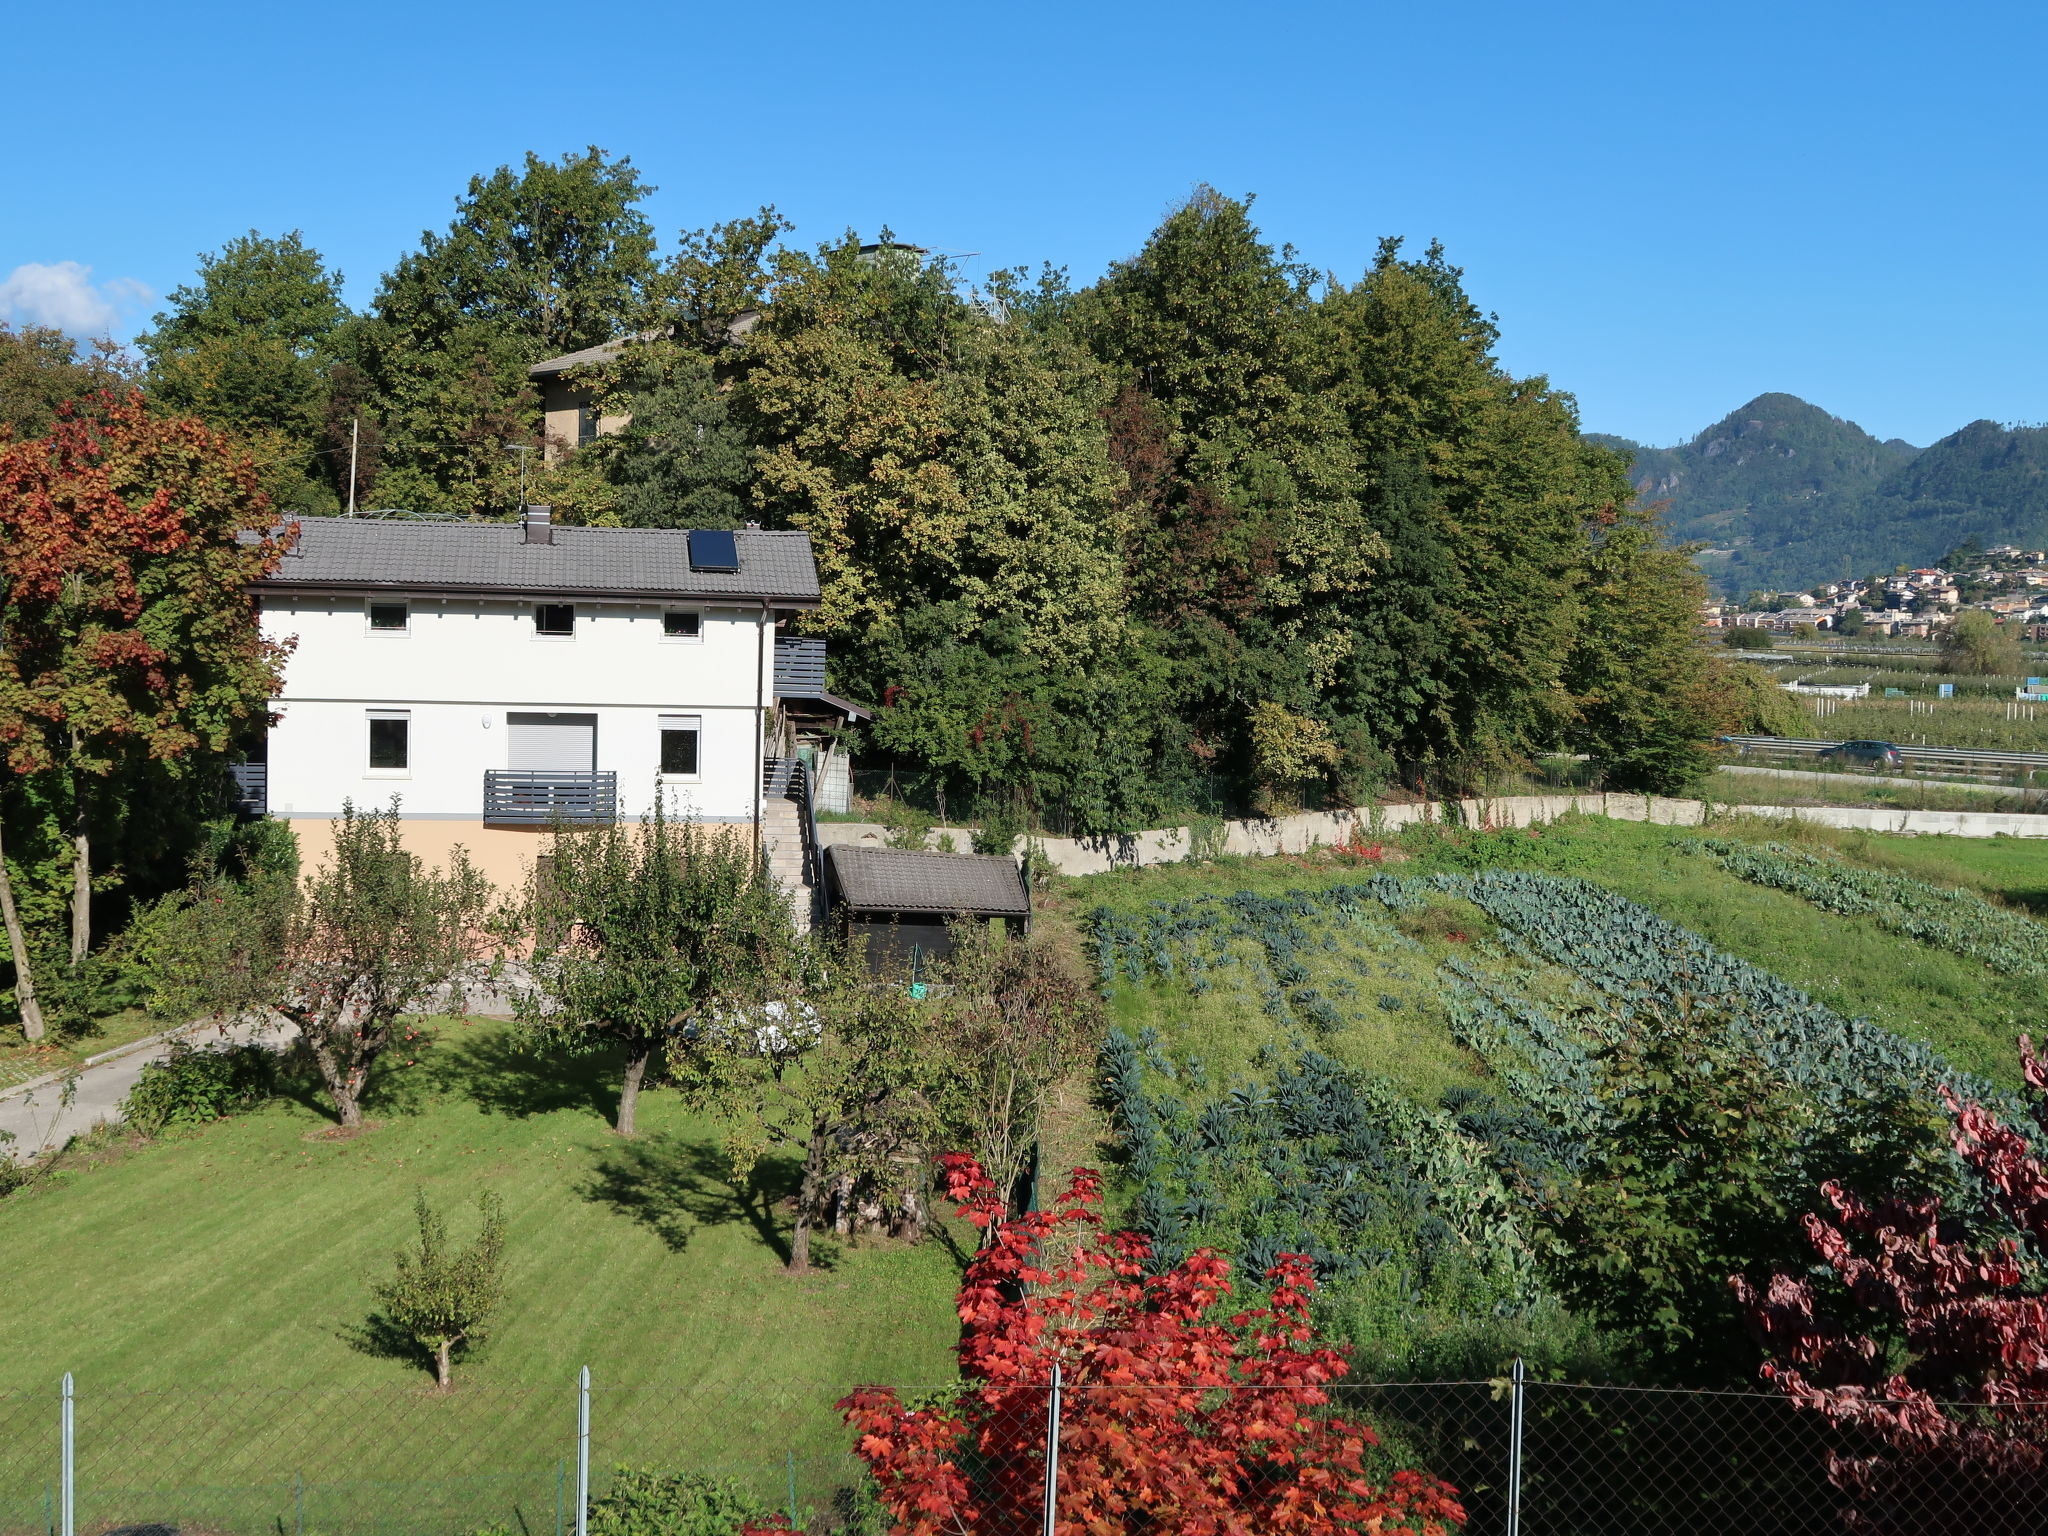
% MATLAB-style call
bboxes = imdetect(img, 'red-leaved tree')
[0,390,291,1035]
[1735,1037,2048,1532]
[813,1155,1464,1536]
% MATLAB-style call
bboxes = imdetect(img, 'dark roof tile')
[828,845,1029,918]
[260,517,819,604]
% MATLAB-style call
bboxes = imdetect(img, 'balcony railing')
[773,638,828,699]
[228,761,267,817]
[483,770,618,826]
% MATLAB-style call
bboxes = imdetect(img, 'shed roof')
[827,845,1029,918]
[259,517,820,605]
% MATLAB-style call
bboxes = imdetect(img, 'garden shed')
[824,844,1031,974]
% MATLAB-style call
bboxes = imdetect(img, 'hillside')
[1595,397,2048,592]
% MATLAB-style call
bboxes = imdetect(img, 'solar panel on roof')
[687,529,740,573]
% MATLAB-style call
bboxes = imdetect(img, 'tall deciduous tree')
[135,800,496,1126]
[136,231,350,511]
[513,809,797,1138]
[0,326,135,443]
[1564,504,1728,794]
[1940,608,2023,677]
[1072,189,1378,795]
[1323,239,1621,787]
[0,392,289,1029]
[355,148,657,516]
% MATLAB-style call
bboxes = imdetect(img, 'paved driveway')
[0,1015,288,1164]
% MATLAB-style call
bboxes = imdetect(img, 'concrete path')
[0,1014,287,1164]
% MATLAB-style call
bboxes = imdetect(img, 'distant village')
[1704,545,2048,643]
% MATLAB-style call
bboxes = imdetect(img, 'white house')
[249,507,858,907]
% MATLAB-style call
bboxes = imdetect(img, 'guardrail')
[482,770,618,825]
[1719,736,2048,771]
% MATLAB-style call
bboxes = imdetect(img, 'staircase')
[760,757,824,933]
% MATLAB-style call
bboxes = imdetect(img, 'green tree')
[1072,189,1377,794]
[1564,507,1727,794]
[356,147,657,515]
[1323,238,1620,785]
[135,801,496,1126]
[137,230,351,509]
[370,1190,508,1389]
[0,393,290,1027]
[933,922,1100,1211]
[512,808,798,1137]
[1940,608,2023,676]
[672,939,953,1274]
[0,325,134,442]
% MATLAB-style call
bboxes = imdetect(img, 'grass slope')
[0,1022,963,1533]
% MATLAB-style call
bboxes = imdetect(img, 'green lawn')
[0,1021,965,1535]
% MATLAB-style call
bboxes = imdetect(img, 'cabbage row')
[1687,837,2048,980]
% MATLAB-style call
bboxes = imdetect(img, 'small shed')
[825,844,1031,974]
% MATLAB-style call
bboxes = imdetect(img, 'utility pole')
[346,416,359,515]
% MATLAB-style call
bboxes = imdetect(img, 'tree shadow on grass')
[583,1132,809,1265]
[433,1028,624,1124]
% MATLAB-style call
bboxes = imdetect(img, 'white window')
[367,710,410,773]
[662,609,703,641]
[534,603,576,637]
[659,714,701,778]
[367,599,409,633]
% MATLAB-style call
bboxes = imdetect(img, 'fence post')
[59,1374,72,1536]
[556,1458,565,1536]
[1041,1361,1063,1536]
[1506,1356,1524,1536]
[576,1367,591,1536]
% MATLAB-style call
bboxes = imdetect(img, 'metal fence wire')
[4,1369,2047,1536]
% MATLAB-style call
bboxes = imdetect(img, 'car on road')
[1818,739,1903,768]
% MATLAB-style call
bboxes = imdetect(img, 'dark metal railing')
[228,761,267,817]
[483,770,618,826]
[773,638,828,699]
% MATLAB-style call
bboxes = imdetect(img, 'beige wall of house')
[285,814,548,900]
[539,378,632,463]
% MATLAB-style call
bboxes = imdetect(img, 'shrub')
[591,1467,775,1536]
[121,1041,276,1135]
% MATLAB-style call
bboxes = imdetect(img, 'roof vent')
[688,528,740,573]
[523,505,553,546]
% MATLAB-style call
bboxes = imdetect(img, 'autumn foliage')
[1735,1036,2048,1531]
[819,1156,1464,1536]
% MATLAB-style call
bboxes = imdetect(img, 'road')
[1718,764,2028,795]
[0,1014,288,1165]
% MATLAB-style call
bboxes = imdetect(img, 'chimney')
[523,504,553,546]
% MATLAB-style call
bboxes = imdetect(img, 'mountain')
[1589,394,1924,591]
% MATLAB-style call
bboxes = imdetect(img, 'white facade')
[261,591,773,825]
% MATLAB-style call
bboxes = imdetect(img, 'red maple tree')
[808,1155,1464,1536]
[0,390,291,1035]
[1735,1037,2048,1532]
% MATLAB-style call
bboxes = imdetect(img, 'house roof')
[827,845,1029,918]
[259,516,821,606]
[528,339,632,378]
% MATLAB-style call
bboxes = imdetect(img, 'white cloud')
[0,261,154,337]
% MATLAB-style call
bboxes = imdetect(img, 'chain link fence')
[3,1371,2044,1536]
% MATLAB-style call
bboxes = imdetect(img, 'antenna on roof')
[504,443,537,514]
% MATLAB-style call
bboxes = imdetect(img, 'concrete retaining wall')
[817,792,2048,878]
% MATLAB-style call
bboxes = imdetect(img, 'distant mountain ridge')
[1591,394,2048,592]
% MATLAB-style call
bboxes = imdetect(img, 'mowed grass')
[1052,813,2048,1094]
[0,1020,965,1533]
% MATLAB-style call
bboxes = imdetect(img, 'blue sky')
[5,0,2042,448]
